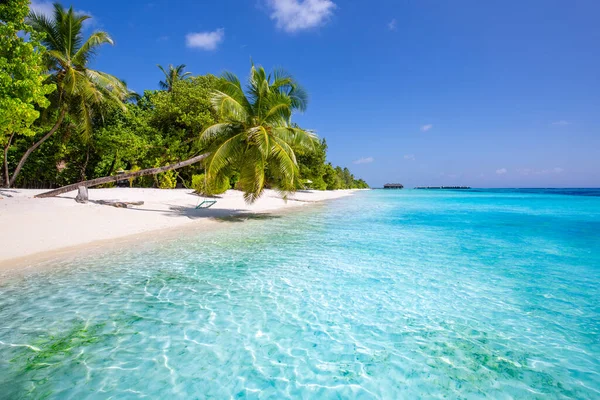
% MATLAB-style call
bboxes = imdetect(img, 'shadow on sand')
[119,204,283,223]
[42,191,284,222]
[0,189,19,197]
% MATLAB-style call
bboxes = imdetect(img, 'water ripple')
[1,190,599,398]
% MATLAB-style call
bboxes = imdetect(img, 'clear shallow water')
[1,189,599,399]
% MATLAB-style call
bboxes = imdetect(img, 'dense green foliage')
[0,0,54,139]
[2,2,131,187]
[0,1,368,194]
[0,0,55,185]
[296,139,369,190]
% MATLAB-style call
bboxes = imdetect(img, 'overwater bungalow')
[383,183,404,189]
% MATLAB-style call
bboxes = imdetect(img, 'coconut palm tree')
[5,3,130,187]
[200,64,318,202]
[157,64,192,92]
[35,64,316,200]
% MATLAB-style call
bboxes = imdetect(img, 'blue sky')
[31,0,600,188]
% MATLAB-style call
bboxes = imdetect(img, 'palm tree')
[36,64,317,201]
[200,64,318,202]
[6,3,130,187]
[157,64,192,92]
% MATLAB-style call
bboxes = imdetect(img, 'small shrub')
[191,173,230,196]
[128,165,141,187]
[158,170,177,189]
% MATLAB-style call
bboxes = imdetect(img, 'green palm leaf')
[200,63,317,203]
[27,2,132,136]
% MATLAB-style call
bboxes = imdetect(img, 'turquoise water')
[1,189,599,399]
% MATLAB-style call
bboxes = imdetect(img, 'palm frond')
[72,31,113,66]
[260,93,292,125]
[248,126,270,158]
[200,123,235,143]
[27,11,61,52]
[205,132,246,180]
[211,90,249,121]
[238,148,266,203]
[270,136,299,182]
[272,126,318,151]
[218,72,252,113]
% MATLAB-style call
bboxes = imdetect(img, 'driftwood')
[35,153,210,198]
[95,200,144,208]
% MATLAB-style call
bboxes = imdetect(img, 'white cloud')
[388,19,397,31]
[421,124,433,132]
[267,0,336,33]
[353,157,374,165]
[404,154,415,161]
[517,167,565,175]
[30,1,97,29]
[551,120,570,126]
[517,168,532,176]
[496,168,507,175]
[29,0,54,17]
[186,29,224,50]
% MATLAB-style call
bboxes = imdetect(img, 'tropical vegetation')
[0,1,368,201]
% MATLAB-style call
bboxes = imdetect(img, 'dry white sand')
[0,188,357,265]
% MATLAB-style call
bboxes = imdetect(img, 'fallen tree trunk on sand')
[96,200,144,208]
[35,153,209,198]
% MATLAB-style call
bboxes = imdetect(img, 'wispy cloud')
[186,29,224,50]
[421,124,433,132]
[267,0,336,33]
[496,168,507,175]
[517,167,565,175]
[30,1,97,29]
[551,120,570,126]
[403,154,415,161]
[353,157,374,165]
[388,19,397,31]
[29,0,54,17]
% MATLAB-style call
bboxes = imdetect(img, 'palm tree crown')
[27,3,130,135]
[157,64,192,92]
[200,64,318,203]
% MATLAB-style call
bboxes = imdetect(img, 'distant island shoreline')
[381,184,471,190]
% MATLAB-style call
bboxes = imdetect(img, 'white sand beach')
[0,188,358,265]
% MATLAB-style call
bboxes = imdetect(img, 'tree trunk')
[3,132,15,187]
[80,145,91,181]
[75,186,89,203]
[106,150,118,177]
[8,109,66,188]
[35,153,209,198]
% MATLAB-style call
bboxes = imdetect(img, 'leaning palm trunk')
[3,133,15,187]
[35,153,209,198]
[7,110,66,188]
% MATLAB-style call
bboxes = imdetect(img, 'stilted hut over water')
[383,183,404,189]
